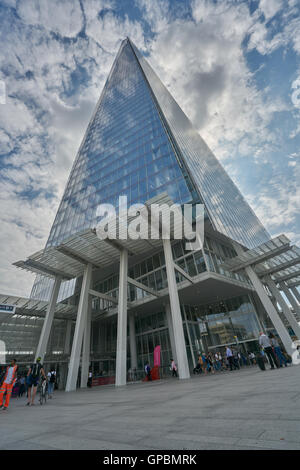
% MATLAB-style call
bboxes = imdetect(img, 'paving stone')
[0,366,299,450]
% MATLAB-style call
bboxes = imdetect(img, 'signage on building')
[0,304,16,314]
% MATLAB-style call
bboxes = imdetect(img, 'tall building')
[2,39,300,390]
[31,37,269,302]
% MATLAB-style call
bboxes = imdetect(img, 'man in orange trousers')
[0,358,18,411]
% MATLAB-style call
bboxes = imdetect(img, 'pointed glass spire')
[31,38,269,300]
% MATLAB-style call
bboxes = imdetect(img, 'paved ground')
[1,365,300,450]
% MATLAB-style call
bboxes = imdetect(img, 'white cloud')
[136,0,170,33]
[16,0,84,38]
[84,2,146,52]
[259,0,284,21]
[144,0,287,162]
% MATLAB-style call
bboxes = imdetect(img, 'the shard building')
[4,38,300,390]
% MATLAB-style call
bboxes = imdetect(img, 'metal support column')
[35,276,61,362]
[163,238,190,379]
[81,297,92,388]
[65,263,92,392]
[280,282,300,317]
[233,244,294,356]
[165,303,177,363]
[183,307,196,369]
[129,313,138,371]
[115,248,128,386]
[64,320,72,355]
[265,276,300,339]
[291,286,300,304]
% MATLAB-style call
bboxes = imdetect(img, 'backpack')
[50,372,56,383]
[31,363,42,378]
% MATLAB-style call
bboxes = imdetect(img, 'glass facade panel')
[32,39,197,301]
[31,36,271,307]
[132,41,270,249]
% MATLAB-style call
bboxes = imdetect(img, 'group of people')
[193,348,243,375]
[258,332,290,369]
[0,357,57,411]
[167,331,291,378]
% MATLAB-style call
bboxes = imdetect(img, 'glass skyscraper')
[31,37,269,301]
[7,38,298,387]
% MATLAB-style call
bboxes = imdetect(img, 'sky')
[0,0,299,297]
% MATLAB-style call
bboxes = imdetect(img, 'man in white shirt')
[225,346,234,371]
[258,332,279,369]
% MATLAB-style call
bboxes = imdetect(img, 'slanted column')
[233,243,294,357]
[115,248,128,386]
[183,307,196,368]
[265,276,300,339]
[165,303,177,363]
[280,282,300,317]
[64,320,72,355]
[163,238,190,379]
[129,314,137,371]
[81,297,92,388]
[66,263,92,392]
[35,276,62,362]
[291,286,300,304]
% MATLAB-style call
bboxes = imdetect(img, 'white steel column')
[35,276,61,362]
[65,263,92,392]
[247,268,294,355]
[280,282,300,317]
[291,286,300,304]
[81,297,92,388]
[115,248,128,386]
[129,314,138,371]
[64,320,72,355]
[233,244,294,356]
[163,238,190,379]
[165,303,177,363]
[183,307,196,368]
[265,276,300,339]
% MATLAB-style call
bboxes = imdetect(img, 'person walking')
[170,359,178,377]
[0,358,18,411]
[47,369,56,398]
[232,348,240,370]
[87,370,93,387]
[258,332,279,369]
[197,354,205,373]
[18,375,26,398]
[26,357,46,406]
[214,351,222,371]
[269,333,287,367]
[225,346,234,371]
[206,352,215,374]
[144,363,152,381]
[200,352,208,375]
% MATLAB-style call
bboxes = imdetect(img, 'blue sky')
[0,0,299,296]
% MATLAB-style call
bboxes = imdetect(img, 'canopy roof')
[221,235,300,287]
[0,294,77,321]
[13,193,197,281]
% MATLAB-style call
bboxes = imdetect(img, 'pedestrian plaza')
[1,365,299,450]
